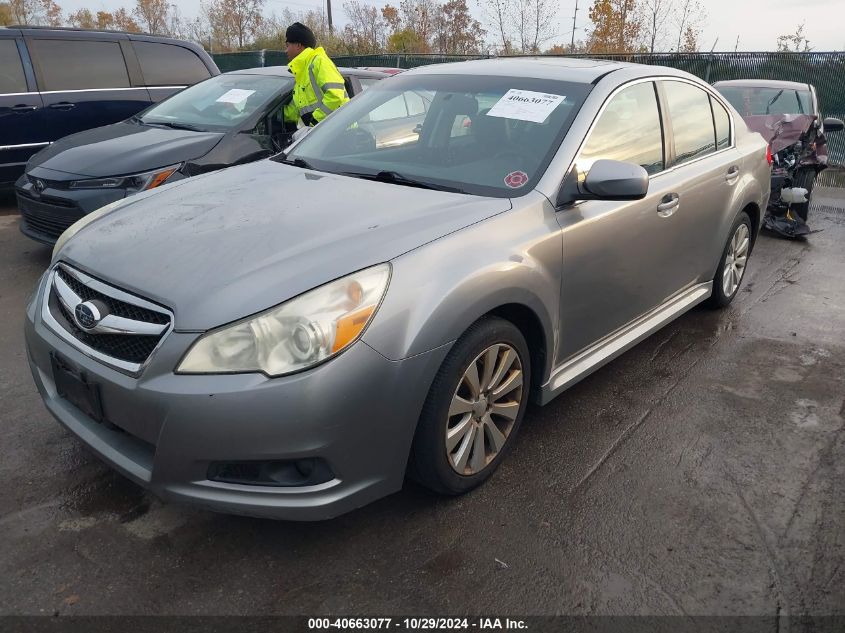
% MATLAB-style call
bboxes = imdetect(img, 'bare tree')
[342,0,388,53]
[639,0,672,53]
[672,0,704,52]
[777,22,811,52]
[477,0,513,54]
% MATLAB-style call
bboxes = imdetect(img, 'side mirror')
[823,117,844,132]
[556,159,649,207]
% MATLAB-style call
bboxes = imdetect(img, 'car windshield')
[286,73,590,197]
[140,73,293,132]
[717,85,813,116]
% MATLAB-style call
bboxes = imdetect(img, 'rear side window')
[578,81,664,175]
[711,96,731,150]
[133,42,210,86]
[0,40,27,93]
[29,39,129,91]
[663,81,716,166]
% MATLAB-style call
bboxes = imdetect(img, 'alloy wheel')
[722,223,750,298]
[445,343,524,475]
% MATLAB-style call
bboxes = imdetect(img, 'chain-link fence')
[212,50,845,164]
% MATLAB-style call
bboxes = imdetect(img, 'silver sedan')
[25,58,770,519]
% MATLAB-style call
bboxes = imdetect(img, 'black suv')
[0,26,219,185]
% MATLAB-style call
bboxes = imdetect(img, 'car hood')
[60,160,512,330]
[28,122,225,179]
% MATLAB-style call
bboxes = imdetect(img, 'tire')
[408,316,532,495]
[707,211,752,309]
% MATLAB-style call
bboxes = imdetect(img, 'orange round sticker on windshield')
[504,171,529,188]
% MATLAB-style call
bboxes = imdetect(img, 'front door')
[556,80,679,362]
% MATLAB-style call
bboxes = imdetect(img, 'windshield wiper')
[765,90,784,114]
[144,120,206,132]
[340,170,464,193]
[272,154,316,170]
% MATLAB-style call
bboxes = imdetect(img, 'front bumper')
[16,175,126,245]
[24,277,449,520]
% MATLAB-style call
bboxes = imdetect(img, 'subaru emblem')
[74,301,105,331]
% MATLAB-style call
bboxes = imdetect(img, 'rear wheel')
[707,211,751,308]
[409,317,531,495]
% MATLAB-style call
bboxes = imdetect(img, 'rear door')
[26,35,150,144]
[652,79,740,290]
[0,36,46,183]
[132,40,213,104]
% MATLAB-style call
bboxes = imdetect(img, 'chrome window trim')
[40,262,175,376]
[0,141,49,150]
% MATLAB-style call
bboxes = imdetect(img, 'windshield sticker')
[504,171,529,188]
[216,89,256,105]
[486,89,565,123]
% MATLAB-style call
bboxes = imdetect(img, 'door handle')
[49,102,76,110]
[11,104,38,112]
[657,193,680,217]
[725,166,740,182]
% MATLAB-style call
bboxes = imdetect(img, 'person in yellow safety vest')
[283,22,349,127]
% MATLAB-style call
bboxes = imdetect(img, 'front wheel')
[707,211,752,308]
[409,317,531,495]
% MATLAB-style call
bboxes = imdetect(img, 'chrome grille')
[43,264,174,374]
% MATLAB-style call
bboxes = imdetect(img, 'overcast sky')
[54,0,845,52]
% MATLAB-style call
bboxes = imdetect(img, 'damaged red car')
[714,79,844,237]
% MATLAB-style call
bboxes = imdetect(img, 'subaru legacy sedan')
[15,66,386,245]
[25,58,769,520]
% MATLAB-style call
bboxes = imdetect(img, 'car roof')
[228,66,390,79]
[403,56,637,83]
[713,79,811,91]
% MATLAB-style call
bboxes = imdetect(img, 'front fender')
[362,193,561,384]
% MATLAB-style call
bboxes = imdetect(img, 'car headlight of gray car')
[177,264,391,377]
[68,164,181,191]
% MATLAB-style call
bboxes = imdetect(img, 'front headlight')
[177,264,391,377]
[52,198,127,259]
[69,164,180,192]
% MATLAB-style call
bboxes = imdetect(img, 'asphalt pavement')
[0,187,843,618]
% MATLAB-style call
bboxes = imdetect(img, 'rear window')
[29,39,129,91]
[133,42,211,86]
[717,85,812,116]
[0,40,27,93]
[663,81,716,166]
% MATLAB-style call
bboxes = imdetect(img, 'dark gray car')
[15,66,386,245]
[25,58,770,520]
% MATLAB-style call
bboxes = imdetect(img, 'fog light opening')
[208,458,333,487]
